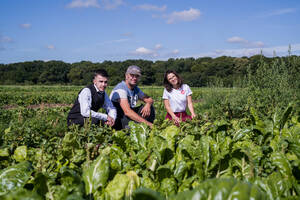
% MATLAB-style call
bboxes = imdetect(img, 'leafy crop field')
[0,85,299,200]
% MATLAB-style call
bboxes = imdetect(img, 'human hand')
[191,113,196,119]
[172,116,181,125]
[105,115,115,127]
[140,104,151,118]
[145,121,153,128]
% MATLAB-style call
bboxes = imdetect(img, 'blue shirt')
[110,81,145,108]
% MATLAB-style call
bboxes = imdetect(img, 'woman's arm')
[187,95,196,118]
[163,99,181,124]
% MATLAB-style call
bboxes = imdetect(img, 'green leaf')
[161,125,180,152]
[104,174,130,200]
[82,154,110,195]
[132,187,165,200]
[159,178,177,197]
[270,152,292,178]
[129,121,148,151]
[141,175,160,191]
[13,146,27,162]
[227,181,252,200]
[32,172,48,198]
[0,148,9,157]
[174,160,188,183]
[1,188,42,200]
[0,161,33,196]
[200,136,211,174]
[125,171,140,198]
[279,104,293,131]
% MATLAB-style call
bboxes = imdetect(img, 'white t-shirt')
[162,84,192,113]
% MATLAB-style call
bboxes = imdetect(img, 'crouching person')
[110,65,155,130]
[67,69,116,127]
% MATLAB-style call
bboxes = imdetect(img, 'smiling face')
[167,73,179,88]
[93,74,108,91]
[125,73,140,89]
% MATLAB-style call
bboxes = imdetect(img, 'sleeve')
[111,88,128,101]
[136,87,146,100]
[103,93,117,120]
[162,88,169,99]
[78,88,109,121]
[185,84,192,96]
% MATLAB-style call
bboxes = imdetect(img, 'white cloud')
[46,45,55,50]
[0,36,13,43]
[66,0,123,9]
[260,8,297,17]
[165,8,201,24]
[66,0,100,8]
[131,45,162,57]
[197,43,300,58]
[102,0,124,10]
[97,38,129,46]
[251,41,264,48]
[121,32,133,37]
[134,4,166,12]
[0,35,13,51]
[227,36,247,44]
[133,47,154,55]
[227,36,265,48]
[172,49,179,55]
[154,44,163,50]
[20,23,31,29]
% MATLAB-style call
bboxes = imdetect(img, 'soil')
[2,103,72,110]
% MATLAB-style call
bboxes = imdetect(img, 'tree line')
[1,55,300,87]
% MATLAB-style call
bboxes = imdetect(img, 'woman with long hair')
[163,70,196,125]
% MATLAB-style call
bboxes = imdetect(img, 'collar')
[94,84,105,94]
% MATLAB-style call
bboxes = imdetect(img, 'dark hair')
[163,70,183,92]
[93,69,108,79]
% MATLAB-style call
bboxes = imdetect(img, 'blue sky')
[1,0,300,64]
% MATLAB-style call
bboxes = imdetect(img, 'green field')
[0,85,299,199]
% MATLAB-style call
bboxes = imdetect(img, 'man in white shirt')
[67,69,116,127]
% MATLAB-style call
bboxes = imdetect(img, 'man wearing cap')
[67,69,116,127]
[110,65,155,130]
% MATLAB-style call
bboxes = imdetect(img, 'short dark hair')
[94,69,108,79]
[163,70,183,92]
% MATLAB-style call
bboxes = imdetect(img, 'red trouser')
[165,111,192,122]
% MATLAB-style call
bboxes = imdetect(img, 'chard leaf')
[161,125,180,152]
[0,161,33,196]
[174,160,188,183]
[0,148,9,157]
[159,178,177,197]
[200,136,211,174]
[129,121,148,151]
[82,154,110,195]
[270,152,292,178]
[104,174,130,200]
[13,146,27,162]
[141,176,160,191]
[1,188,42,200]
[132,187,165,200]
[125,171,140,198]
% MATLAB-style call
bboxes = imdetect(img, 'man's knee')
[136,104,155,123]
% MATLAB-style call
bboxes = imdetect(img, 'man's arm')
[139,94,153,118]
[103,93,117,126]
[119,98,152,127]
[79,88,109,121]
